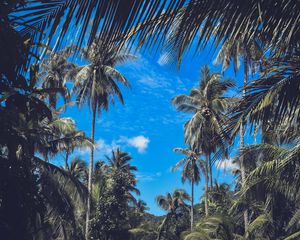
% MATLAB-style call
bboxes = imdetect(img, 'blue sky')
[51,44,254,215]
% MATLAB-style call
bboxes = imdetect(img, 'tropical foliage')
[1,1,300,240]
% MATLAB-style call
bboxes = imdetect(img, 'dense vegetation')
[1,0,300,239]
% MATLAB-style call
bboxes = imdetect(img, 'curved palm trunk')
[209,154,213,189]
[240,58,249,233]
[204,155,209,216]
[157,214,169,240]
[191,180,194,231]
[85,100,96,240]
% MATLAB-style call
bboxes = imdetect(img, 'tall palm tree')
[172,65,235,215]
[156,189,190,240]
[39,46,77,109]
[72,39,134,239]
[172,147,200,231]
[214,38,264,232]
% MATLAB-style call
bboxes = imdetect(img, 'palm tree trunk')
[204,155,209,216]
[191,180,194,231]
[240,58,249,233]
[209,154,213,189]
[157,214,169,240]
[65,148,70,171]
[85,101,96,240]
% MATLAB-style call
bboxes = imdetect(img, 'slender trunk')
[209,154,213,189]
[204,155,209,216]
[240,58,249,233]
[191,180,194,231]
[157,214,169,240]
[85,70,97,239]
[65,148,69,171]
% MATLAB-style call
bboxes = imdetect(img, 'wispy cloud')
[137,172,162,182]
[138,75,171,89]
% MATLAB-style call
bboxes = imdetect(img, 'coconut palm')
[11,1,299,60]
[51,118,93,170]
[136,1,298,61]
[106,148,140,202]
[91,149,140,239]
[172,65,235,215]
[156,189,190,240]
[71,39,134,238]
[69,157,88,183]
[228,50,300,137]
[172,147,200,231]
[214,38,264,232]
[182,215,236,240]
[0,66,89,239]
[107,148,138,173]
[39,46,76,109]
[231,128,300,239]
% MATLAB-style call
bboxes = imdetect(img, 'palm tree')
[0,66,88,239]
[69,157,89,183]
[107,148,138,173]
[12,1,298,59]
[53,119,93,171]
[156,189,190,240]
[232,119,300,239]
[182,215,236,240]
[135,199,149,214]
[91,149,139,239]
[106,148,140,202]
[229,50,300,136]
[71,39,134,239]
[172,147,200,231]
[132,1,298,62]
[39,46,76,109]
[172,65,235,215]
[214,38,264,232]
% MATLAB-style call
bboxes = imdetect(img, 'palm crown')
[72,40,134,112]
[172,65,235,155]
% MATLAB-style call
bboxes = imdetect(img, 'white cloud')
[74,135,150,159]
[137,171,162,182]
[216,158,238,172]
[138,75,171,89]
[95,139,120,156]
[126,135,150,153]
